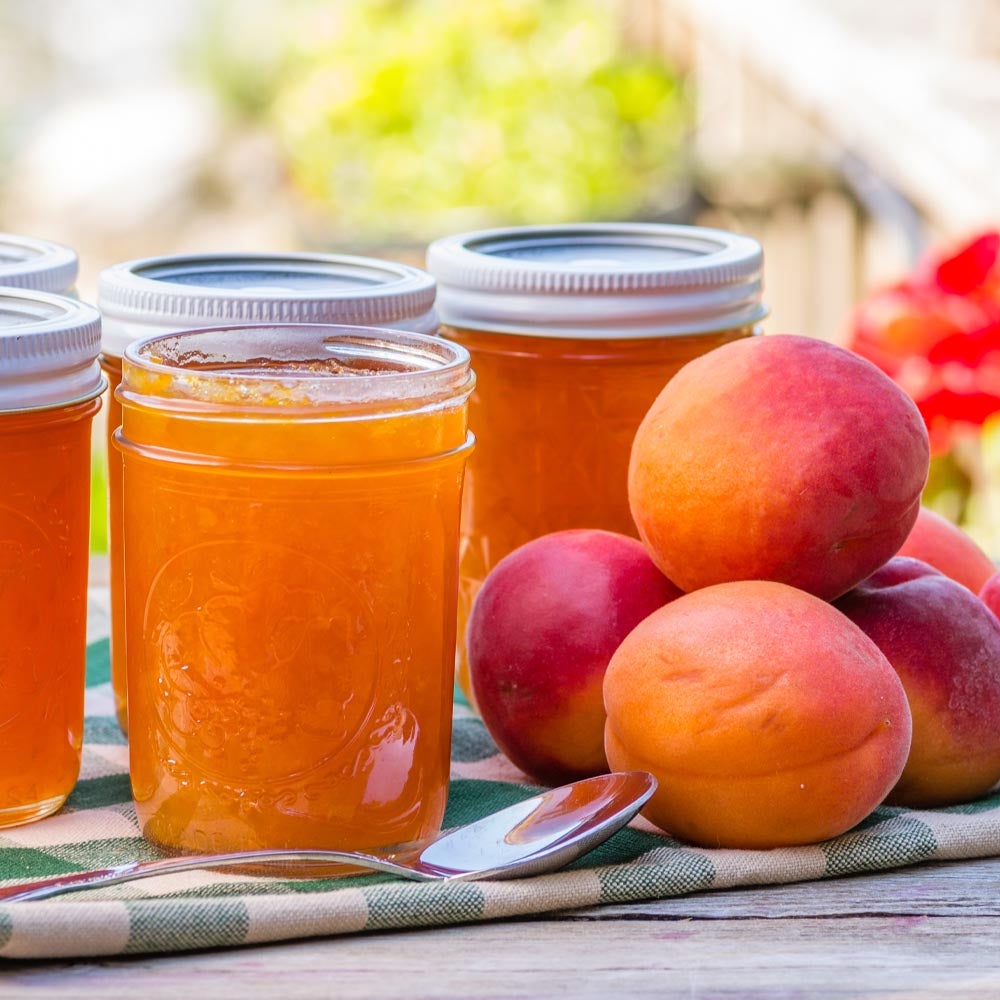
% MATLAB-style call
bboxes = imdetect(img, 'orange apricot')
[469,529,681,785]
[897,507,996,594]
[982,570,1000,620]
[836,557,1000,807]
[628,335,929,600]
[603,580,912,848]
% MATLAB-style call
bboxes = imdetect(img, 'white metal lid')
[0,289,103,412]
[0,234,78,294]
[98,252,438,357]
[427,223,767,338]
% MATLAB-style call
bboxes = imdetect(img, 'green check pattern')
[3,605,1000,959]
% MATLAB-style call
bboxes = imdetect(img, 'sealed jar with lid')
[98,253,438,731]
[117,325,473,853]
[0,289,103,826]
[427,223,766,698]
[0,234,78,295]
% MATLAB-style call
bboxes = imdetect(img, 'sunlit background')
[1,0,998,554]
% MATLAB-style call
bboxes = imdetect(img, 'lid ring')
[427,223,766,339]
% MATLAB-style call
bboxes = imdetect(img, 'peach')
[897,507,996,593]
[628,335,930,600]
[603,580,911,849]
[836,557,1000,807]
[467,529,682,785]
[982,570,1000,619]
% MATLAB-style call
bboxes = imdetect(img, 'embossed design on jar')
[142,540,379,785]
[0,503,51,587]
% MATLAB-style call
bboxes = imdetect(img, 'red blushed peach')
[603,580,911,849]
[836,557,1000,807]
[628,335,930,600]
[897,507,996,593]
[982,570,1000,619]
[467,529,682,786]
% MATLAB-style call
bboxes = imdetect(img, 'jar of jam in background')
[0,289,103,826]
[98,253,438,732]
[0,234,78,296]
[117,325,473,854]
[427,223,767,701]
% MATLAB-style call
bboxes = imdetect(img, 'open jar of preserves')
[98,253,438,732]
[0,289,103,826]
[427,223,766,699]
[117,324,473,853]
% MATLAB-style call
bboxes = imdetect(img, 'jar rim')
[427,222,766,338]
[0,234,78,294]
[0,287,103,411]
[122,323,473,412]
[99,251,439,357]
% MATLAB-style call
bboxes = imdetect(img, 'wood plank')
[2,916,999,999]
[566,856,1000,919]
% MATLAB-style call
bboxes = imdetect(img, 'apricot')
[897,507,996,594]
[468,529,682,785]
[628,335,930,601]
[982,570,1000,619]
[836,557,1000,807]
[603,580,911,849]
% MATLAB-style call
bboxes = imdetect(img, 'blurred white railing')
[623,0,1000,340]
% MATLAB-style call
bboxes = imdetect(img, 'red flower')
[922,231,1000,295]
[925,320,1000,368]
[847,231,1000,451]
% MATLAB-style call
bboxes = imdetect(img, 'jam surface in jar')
[117,326,472,854]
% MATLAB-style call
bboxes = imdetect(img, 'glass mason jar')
[98,253,438,732]
[427,223,767,701]
[0,234,78,295]
[117,325,473,854]
[0,289,103,826]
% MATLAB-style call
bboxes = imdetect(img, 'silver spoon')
[0,771,656,902]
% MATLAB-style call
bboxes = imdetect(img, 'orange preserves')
[98,353,125,723]
[117,325,473,853]
[0,290,103,826]
[427,224,766,698]
[98,252,439,733]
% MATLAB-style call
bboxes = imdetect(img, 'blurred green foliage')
[972,414,1000,556]
[195,0,689,240]
[90,452,107,554]
[922,424,1000,558]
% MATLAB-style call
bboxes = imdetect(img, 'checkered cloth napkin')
[3,608,1000,959]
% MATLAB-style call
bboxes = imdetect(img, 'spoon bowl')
[0,771,656,902]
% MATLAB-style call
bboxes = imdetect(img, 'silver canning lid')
[427,223,767,338]
[98,252,438,357]
[0,289,103,412]
[0,234,78,294]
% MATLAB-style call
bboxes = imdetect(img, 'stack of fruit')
[467,334,1000,849]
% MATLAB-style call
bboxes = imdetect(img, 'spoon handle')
[0,848,437,902]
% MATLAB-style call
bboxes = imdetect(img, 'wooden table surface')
[2,854,999,998]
